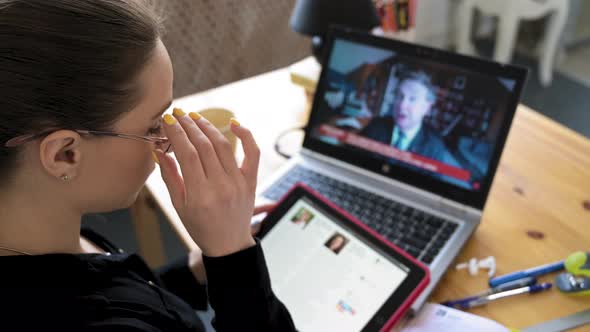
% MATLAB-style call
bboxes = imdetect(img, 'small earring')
[60,174,70,182]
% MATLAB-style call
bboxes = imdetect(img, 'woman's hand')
[188,203,276,284]
[154,108,260,257]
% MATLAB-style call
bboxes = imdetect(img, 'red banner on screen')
[319,125,471,182]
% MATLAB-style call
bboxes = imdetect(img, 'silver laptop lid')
[302,27,527,210]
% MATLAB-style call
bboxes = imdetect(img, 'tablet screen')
[261,197,410,332]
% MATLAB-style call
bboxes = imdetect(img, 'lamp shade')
[290,0,380,37]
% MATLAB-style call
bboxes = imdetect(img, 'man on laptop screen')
[311,39,518,191]
[360,70,461,182]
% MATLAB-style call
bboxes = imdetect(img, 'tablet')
[258,183,430,332]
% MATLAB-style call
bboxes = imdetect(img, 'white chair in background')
[456,0,569,86]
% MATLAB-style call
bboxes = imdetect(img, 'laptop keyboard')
[262,165,458,265]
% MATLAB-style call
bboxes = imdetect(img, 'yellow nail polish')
[151,151,159,164]
[230,118,240,126]
[163,114,177,125]
[189,112,202,121]
[173,107,186,117]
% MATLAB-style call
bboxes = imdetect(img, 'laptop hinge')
[437,197,473,220]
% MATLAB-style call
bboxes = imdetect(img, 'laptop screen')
[304,28,527,208]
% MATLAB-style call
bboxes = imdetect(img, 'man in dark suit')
[361,70,459,166]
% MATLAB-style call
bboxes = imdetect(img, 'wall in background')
[414,0,589,52]
[414,0,455,49]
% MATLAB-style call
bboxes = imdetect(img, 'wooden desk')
[141,67,590,330]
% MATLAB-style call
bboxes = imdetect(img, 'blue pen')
[455,283,552,310]
[488,261,564,287]
[442,276,537,308]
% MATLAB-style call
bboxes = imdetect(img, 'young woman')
[0,1,295,330]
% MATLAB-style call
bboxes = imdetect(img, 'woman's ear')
[38,130,82,181]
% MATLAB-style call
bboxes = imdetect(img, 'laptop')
[257,27,527,311]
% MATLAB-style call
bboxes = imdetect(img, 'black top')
[0,228,296,331]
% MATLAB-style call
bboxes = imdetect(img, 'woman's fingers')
[157,111,261,257]
[253,203,276,215]
[172,108,223,178]
[189,111,240,177]
[250,204,275,235]
[250,221,262,235]
[154,149,186,211]
[231,120,260,188]
[162,114,205,188]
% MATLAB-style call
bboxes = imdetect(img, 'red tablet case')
[268,183,431,331]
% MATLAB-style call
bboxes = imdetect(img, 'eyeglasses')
[4,129,172,152]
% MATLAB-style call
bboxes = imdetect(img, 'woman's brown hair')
[0,0,163,181]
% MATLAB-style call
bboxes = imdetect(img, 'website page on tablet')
[261,198,409,332]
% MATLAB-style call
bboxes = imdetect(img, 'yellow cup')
[197,108,237,154]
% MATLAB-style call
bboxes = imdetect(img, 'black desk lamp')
[290,0,380,64]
